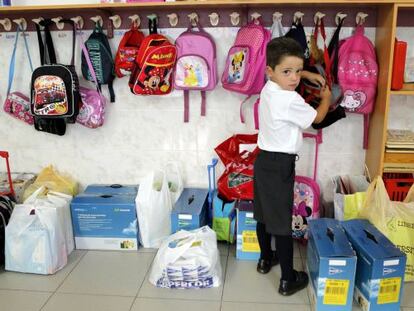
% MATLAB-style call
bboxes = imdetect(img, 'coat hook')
[356,12,368,25]
[128,14,140,27]
[188,12,198,26]
[273,12,283,23]
[147,13,157,22]
[51,16,65,30]
[313,12,325,25]
[90,15,103,27]
[109,15,122,28]
[335,12,347,26]
[12,18,27,31]
[293,11,304,24]
[0,18,11,31]
[167,13,178,27]
[32,17,44,29]
[250,12,261,22]
[209,12,219,26]
[230,12,240,26]
[70,16,84,29]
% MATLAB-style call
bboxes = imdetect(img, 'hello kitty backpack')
[292,131,321,241]
[337,24,378,149]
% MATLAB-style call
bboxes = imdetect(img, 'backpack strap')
[253,97,260,130]
[7,25,33,95]
[108,80,115,103]
[184,90,190,122]
[363,114,369,149]
[239,95,251,123]
[148,15,158,34]
[77,27,101,92]
[327,18,344,83]
[270,17,285,38]
[35,19,57,65]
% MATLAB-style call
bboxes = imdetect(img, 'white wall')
[3,1,404,202]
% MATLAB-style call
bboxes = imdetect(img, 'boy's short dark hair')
[266,37,305,69]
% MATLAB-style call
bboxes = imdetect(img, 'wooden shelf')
[384,151,414,164]
[390,83,414,95]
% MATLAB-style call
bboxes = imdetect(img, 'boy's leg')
[275,234,308,296]
[256,222,278,274]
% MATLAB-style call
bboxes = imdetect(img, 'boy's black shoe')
[256,256,279,274]
[278,270,309,296]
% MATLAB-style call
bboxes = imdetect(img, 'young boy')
[254,37,331,296]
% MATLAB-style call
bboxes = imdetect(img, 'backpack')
[221,20,271,122]
[174,21,217,122]
[114,24,145,78]
[337,24,378,148]
[31,19,81,136]
[292,132,321,241]
[81,23,116,103]
[129,18,176,95]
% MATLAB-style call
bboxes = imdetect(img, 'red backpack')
[114,24,145,78]
[129,19,176,95]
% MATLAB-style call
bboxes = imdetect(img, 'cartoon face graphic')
[292,201,312,238]
[340,90,367,111]
[228,50,246,83]
[137,65,172,95]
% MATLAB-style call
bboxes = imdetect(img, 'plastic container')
[383,173,414,201]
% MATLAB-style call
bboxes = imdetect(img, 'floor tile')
[223,257,309,304]
[217,241,230,257]
[41,293,134,311]
[131,297,221,311]
[404,308,414,311]
[137,255,227,301]
[58,251,154,296]
[0,289,51,311]
[222,301,311,311]
[402,282,414,307]
[0,250,85,292]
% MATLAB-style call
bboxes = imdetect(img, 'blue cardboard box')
[236,200,260,260]
[171,188,209,233]
[342,219,406,311]
[84,184,138,196]
[307,218,357,311]
[71,193,138,250]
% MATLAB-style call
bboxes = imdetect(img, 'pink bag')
[76,28,106,129]
[221,20,271,122]
[3,26,34,125]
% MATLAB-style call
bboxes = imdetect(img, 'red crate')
[383,173,414,201]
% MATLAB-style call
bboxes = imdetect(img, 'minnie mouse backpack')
[129,17,176,95]
[337,24,378,148]
[114,23,145,78]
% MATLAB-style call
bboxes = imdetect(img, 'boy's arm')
[313,86,331,124]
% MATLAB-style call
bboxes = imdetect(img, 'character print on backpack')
[135,65,173,95]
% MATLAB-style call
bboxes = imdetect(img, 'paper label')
[241,230,260,252]
[323,279,349,305]
[378,277,401,304]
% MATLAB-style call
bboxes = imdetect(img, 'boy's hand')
[302,71,326,87]
[320,85,332,101]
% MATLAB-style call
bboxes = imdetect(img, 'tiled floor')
[0,242,413,311]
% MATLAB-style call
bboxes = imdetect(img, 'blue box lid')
[342,219,405,260]
[173,188,208,214]
[72,193,136,205]
[84,184,138,195]
[309,218,355,258]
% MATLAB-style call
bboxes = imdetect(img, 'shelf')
[390,83,414,95]
[384,151,414,164]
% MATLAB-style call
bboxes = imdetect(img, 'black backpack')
[81,23,115,102]
[0,195,14,265]
[31,19,81,136]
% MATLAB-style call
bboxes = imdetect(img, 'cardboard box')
[342,219,406,311]
[84,184,138,196]
[70,193,138,250]
[236,200,260,260]
[307,218,357,311]
[171,188,209,233]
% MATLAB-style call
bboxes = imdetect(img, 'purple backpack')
[174,22,217,122]
[221,20,271,122]
[337,25,378,148]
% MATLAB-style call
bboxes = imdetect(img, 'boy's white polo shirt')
[257,80,317,154]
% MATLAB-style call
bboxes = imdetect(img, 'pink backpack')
[221,20,271,122]
[174,22,217,122]
[292,131,321,241]
[337,25,378,148]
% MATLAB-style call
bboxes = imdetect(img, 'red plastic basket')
[383,173,414,201]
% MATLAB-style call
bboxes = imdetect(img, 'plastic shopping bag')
[136,169,172,248]
[5,203,67,274]
[165,162,184,204]
[332,175,369,220]
[149,226,222,289]
[359,176,414,281]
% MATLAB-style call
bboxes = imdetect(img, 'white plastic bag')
[165,162,184,204]
[136,169,172,248]
[5,203,67,274]
[149,226,222,289]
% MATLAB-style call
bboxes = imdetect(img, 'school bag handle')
[7,25,33,96]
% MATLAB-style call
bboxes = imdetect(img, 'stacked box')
[236,200,260,260]
[84,184,138,196]
[71,193,138,250]
[307,218,357,311]
[342,219,406,311]
[171,188,209,233]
